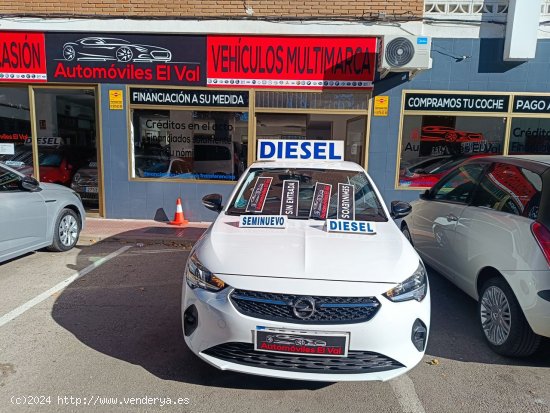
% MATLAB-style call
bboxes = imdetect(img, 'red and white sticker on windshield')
[246,176,272,213]
[309,182,332,220]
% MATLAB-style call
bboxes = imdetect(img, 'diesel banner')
[337,183,355,220]
[0,32,47,82]
[280,180,299,217]
[45,33,206,85]
[207,35,377,89]
[405,93,509,113]
[246,177,273,213]
[513,95,550,114]
[130,88,249,107]
[310,183,332,220]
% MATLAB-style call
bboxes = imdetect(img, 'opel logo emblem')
[292,297,316,319]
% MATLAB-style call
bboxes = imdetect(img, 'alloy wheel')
[480,286,512,346]
[58,215,78,247]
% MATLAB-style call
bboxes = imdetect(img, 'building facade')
[1,1,549,220]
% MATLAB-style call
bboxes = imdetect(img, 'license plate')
[85,186,98,193]
[254,327,349,357]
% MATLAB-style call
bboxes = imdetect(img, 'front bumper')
[182,278,430,382]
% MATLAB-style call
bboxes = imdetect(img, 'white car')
[400,155,550,357]
[182,159,430,381]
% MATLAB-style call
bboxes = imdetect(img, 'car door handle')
[446,214,458,222]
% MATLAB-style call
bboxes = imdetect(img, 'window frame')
[428,162,489,206]
[395,90,550,191]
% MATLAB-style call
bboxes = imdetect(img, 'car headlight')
[383,262,427,302]
[185,253,226,292]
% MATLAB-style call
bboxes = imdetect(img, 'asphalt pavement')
[0,239,549,413]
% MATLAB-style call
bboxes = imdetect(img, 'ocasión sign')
[45,33,206,85]
[0,32,47,82]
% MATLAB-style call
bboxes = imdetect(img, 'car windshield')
[39,153,63,167]
[227,167,388,221]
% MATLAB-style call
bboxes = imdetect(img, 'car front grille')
[203,342,404,374]
[230,289,380,324]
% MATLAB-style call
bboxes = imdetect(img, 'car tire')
[478,277,541,357]
[48,208,81,252]
[401,223,413,245]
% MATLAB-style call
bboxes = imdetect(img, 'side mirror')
[20,176,41,192]
[202,193,223,213]
[390,201,412,219]
[419,189,431,201]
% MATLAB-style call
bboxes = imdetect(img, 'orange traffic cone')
[169,197,189,226]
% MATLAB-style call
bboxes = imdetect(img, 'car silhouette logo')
[61,37,172,63]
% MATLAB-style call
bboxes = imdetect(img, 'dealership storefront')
[2,31,550,220]
[0,31,376,220]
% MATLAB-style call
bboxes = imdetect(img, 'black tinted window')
[432,163,485,203]
[472,163,543,219]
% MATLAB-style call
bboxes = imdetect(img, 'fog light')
[411,319,427,352]
[184,305,198,336]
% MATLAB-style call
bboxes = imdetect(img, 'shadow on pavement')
[425,265,550,366]
[51,234,549,392]
[52,233,331,391]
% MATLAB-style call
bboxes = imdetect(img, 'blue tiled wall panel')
[100,84,236,220]
[369,38,550,207]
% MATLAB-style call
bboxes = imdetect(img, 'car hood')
[194,214,419,284]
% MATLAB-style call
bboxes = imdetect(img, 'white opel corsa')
[182,160,430,381]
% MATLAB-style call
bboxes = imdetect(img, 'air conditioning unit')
[379,36,432,77]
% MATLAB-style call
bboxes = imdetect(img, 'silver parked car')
[400,155,550,357]
[0,162,86,263]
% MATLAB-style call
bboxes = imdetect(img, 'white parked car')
[182,159,430,381]
[400,155,550,357]
[0,162,86,263]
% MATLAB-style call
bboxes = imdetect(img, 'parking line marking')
[0,245,132,329]
[390,374,426,413]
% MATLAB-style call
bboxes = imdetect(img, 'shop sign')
[0,32,47,82]
[109,90,124,110]
[513,95,550,114]
[45,33,206,85]
[373,95,389,116]
[257,139,344,161]
[207,35,377,89]
[404,93,509,113]
[130,88,248,107]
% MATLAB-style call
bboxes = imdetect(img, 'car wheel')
[63,45,76,61]
[401,223,413,245]
[48,208,81,252]
[116,47,133,62]
[478,277,541,357]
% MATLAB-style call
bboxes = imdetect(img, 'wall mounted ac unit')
[379,36,432,77]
